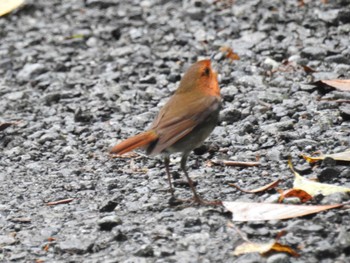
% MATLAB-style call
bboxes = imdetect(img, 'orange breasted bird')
[110,59,221,205]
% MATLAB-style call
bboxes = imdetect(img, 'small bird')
[110,59,221,205]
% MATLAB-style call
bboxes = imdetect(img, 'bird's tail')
[110,130,158,155]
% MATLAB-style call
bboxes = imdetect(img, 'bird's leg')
[178,154,223,207]
[180,154,203,204]
[164,156,175,197]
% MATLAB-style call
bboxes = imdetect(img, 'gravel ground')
[1,0,350,262]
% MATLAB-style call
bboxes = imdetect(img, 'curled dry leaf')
[313,79,350,92]
[233,241,299,257]
[302,150,350,163]
[223,201,344,221]
[289,159,350,196]
[229,179,281,194]
[278,189,313,203]
[0,0,24,17]
[219,46,240,62]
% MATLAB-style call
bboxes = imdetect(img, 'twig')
[208,160,260,167]
[46,198,74,206]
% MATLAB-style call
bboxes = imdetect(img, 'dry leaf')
[289,159,350,196]
[229,179,280,193]
[302,150,350,163]
[313,79,350,92]
[0,0,24,17]
[219,46,240,62]
[233,241,299,257]
[278,189,313,203]
[223,201,343,221]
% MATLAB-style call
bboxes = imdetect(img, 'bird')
[110,59,221,205]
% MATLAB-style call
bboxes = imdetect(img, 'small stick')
[209,160,260,167]
[46,198,74,206]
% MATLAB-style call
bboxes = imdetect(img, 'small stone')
[294,163,312,174]
[318,167,340,182]
[6,91,24,101]
[167,73,181,83]
[337,227,350,251]
[38,132,59,144]
[282,197,301,204]
[338,10,350,23]
[57,237,94,254]
[267,253,290,263]
[184,217,201,228]
[140,75,156,84]
[340,105,350,121]
[325,54,349,64]
[0,234,16,245]
[113,230,128,242]
[292,139,318,148]
[111,28,121,40]
[266,148,281,161]
[98,215,123,231]
[321,192,349,204]
[44,93,61,105]
[185,7,203,20]
[220,107,241,124]
[235,253,262,263]
[134,244,154,257]
[17,63,46,82]
[314,240,336,259]
[301,46,327,60]
[261,120,295,135]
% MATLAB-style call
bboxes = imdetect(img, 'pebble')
[266,253,290,263]
[57,236,94,254]
[17,63,46,82]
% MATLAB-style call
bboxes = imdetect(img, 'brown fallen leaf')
[223,201,344,221]
[46,198,74,206]
[219,46,240,62]
[208,159,260,167]
[0,0,24,17]
[313,79,350,92]
[278,189,313,203]
[229,179,281,194]
[302,150,350,163]
[233,241,299,257]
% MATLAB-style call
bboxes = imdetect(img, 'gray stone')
[17,63,46,82]
[0,234,16,246]
[98,215,123,231]
[267,253,290,263]
[57,236,94,254]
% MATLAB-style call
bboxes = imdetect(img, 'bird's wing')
[148,94,220,155]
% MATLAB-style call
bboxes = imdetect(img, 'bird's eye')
[202,67,210,77]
